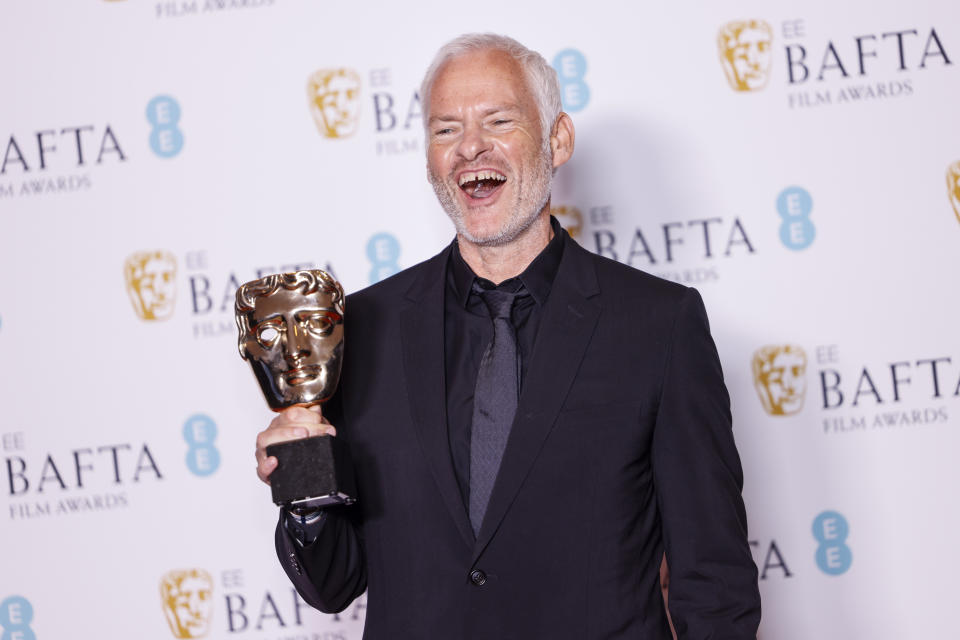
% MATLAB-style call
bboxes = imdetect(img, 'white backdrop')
[1,1,958,639]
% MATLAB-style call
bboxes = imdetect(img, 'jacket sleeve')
[652,287,761,638]
[274,504,367,613]
[272,390,367,614]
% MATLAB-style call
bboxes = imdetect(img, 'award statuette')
[235,269,356,509]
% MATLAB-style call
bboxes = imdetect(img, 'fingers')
[255,423,337,463]
[254,406,337,485]
[280,405,323,425]
[257,455,278,484]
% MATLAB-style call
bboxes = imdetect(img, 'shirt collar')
[449,216,566,307]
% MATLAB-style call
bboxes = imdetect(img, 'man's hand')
[255,405,337,484]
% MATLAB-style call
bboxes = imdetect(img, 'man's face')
[241,286,344,410]
[308,69,360,138]
[426,49,554,247]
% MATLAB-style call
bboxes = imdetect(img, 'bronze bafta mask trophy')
[235,269,356,509]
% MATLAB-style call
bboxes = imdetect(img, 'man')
[256,33,761,639]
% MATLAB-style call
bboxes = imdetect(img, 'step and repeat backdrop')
[1,1,957,638]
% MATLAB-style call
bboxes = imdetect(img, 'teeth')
[458,170,507,186]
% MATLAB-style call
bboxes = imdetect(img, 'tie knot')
[474,284,523,320]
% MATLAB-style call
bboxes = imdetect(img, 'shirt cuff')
[283,507,326,547]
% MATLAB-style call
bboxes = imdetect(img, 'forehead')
[429,49,534,115]
[251,287,332,318]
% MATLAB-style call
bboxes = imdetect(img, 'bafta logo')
[307,68,361,139]
[752,345,807,416]
[947,161,960,224]
[125,250,177,321]
[551,205,583,240]
[160,569,213,639]
[718,20,773,92]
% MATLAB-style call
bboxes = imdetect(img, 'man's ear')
[550,112,575,169]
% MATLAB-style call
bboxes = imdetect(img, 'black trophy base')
[265,435,356,509]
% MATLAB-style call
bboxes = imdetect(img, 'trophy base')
[265,435,357,508]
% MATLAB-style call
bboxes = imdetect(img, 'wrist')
[286,504,323,523]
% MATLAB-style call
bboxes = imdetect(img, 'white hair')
[420,33,562,141]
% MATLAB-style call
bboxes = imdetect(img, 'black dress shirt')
[444,218,565,511]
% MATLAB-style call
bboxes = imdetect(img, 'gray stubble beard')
[428,139,554,247]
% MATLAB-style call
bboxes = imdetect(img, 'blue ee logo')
[183,413,220,477]
[552,49,590,112]
[812,510,852,575]
[777,186,815,250]
[1,595,36,640]
[147,95,184,158]
[367,232,401,284]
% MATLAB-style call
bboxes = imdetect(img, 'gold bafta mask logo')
[947,160,960,224]
[551,205,583,240]
[718,20,773,92]
[752,345,807,416]
[160,569,213,639]
[125,250,177,321]
[307,68,361,139]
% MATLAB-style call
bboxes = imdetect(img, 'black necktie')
[469,283,525,536]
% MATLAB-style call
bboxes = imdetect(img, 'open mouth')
[283,366,321,386]
[458,169,506,199]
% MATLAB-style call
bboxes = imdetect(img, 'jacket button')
[469,569,486,586]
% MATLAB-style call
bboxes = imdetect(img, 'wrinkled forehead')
[429,49,533,114]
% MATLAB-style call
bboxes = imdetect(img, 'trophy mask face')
[160,569,213,639]
[752,345,807,416]
[239,282,344,410]
[307,68,361,139]
[719,20,773,92]
[125,250,177,321]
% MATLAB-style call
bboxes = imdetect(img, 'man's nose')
[456,123,492,161]
[283,322,311,363]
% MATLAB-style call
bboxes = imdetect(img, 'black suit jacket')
[276,231,761,639]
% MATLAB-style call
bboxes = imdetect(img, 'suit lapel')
[473,237,601,561]
[400,246,476,549]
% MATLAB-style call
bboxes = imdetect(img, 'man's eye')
[257,325,280,346]
[493,119,511,125]
[434,128,453,136]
